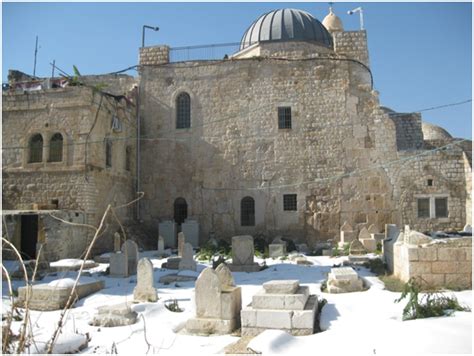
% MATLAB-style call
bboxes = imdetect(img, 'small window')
[105,138,112,167]
[241,196,255,226]
[427,179,433,187]
[174,197,188,225]
[176,92,191,129]
[278,107,292,129]
[283,194,297,211]
[125,146,132,171]
[29,134,43,163]
[49,133,63,162]
[435,197,448,218]
[417,198,430,218]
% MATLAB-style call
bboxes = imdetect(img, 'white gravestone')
[159,220,177,248]
[178,243,197,271]
[182,220,199,248]
[133,258,158,302]
[121,240,139,275]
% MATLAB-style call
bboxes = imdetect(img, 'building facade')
[2,8,471,259]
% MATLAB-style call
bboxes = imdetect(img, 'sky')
[2,1,472,139]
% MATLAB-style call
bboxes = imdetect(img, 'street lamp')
[348,7,364,30]
[142,25,159,48]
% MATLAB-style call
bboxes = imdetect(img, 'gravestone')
[157,236,165,256]
[181,220,199,248]
[358,227,370,240]
[228,235,260,272]
[133,258,158,302]
[109,252,128,277]
[178,232,186,257]
[91,302,137,327]
[339,221,355,246]
[178,243,197,271]
[159,220,177,248]
[327,267,364,293]
[114,232,121,252]
[349,239,367,255]
[186,265,241,334]
[384,224,401,273]
[367,224,379,235]
[269,244,286,258]
[121,240,139,275]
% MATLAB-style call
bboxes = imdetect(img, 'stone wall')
[387,113,424,151]
[333,30,370,67]
[139,46,170,66]
[393,231,472,289]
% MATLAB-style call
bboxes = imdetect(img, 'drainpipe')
[135,82,141,221]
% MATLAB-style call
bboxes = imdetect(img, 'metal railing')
[169,42,242,62]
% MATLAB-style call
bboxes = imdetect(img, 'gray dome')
[240,8,333,51]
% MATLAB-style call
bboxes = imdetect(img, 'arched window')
[174,197,188,225]
[29,134,43,163]
[176,92,191,129]
[241,196,255,226]
[49,133,63,162]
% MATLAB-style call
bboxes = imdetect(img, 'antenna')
[347,7,364,30]
[33,36,39,77]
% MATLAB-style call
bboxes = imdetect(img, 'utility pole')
[33,36,39,77]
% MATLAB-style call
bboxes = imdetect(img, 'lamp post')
[347,7,364,30]
[142,25,159,48]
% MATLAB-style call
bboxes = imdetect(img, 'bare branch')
[114,191,144,209]
[1,264,15,353]
[47,213,98,232]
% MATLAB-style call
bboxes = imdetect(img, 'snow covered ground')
[2,252,472,354]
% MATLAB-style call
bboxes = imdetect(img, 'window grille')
[435,197,448,218]
[283,194,297,211]
[29,134,43,163]
[176,92,191,129]
[417,198,430,218]
[241,196,255,226]
[278,107,292,129]
[49,133,63,162]
[174,198,188,225]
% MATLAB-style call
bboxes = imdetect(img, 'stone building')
[2,7,471,259]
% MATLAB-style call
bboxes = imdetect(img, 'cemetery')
[2,224,472,354]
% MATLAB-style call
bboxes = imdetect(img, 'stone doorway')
[20,214,38,260]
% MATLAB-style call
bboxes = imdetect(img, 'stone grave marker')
[121,240,139,275]
[109,252,128,277]
[228,235,260,272]
[178,243,197,271]
[114,232,121,252]
[327,267,364,293]
[367,224,379,235]
[178,232,186,257]
[133,258,158,302]
[157,235,165,256]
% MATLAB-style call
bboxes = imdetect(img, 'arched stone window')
[49,133,63,162]
[28,134,43,163]
[241,196,255,226]
[174,197,188,224]
[105,138,112,167]
[176,92,191,129]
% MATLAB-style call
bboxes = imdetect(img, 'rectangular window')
[278,107,292,129]
[283,194,297,211]
[125,146,132,171]
[417,198,430,218]
[105,139,112,168]
[435,197,448,218]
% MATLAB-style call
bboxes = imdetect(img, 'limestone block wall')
[333,31,370,68]
[387,113,424,151]
[139,54,395,245]
[463,152,472,225]
[140,46,170,65]
[394,237,472,289]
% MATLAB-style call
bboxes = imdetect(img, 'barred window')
[176,92,191,129]
[174,197,188,225]
[283,194,297,211]
[417,198,430,218]
[125,146,132,171]
[29,134,43,163]
[278,107,292,129]
[49,133,63,162]
[241,196,255,226]
[435,197,448,218]
[105,138,112,167]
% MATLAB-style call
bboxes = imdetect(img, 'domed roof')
[240,8,333,51]
[322,8,344,32]
[422,122,453,140]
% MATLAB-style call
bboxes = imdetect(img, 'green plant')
[395,277,471,321]
[164,299,183,313]
[375,242,382,255]
[363,258,386,275]
[342,243,350,255]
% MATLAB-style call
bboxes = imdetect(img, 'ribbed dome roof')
[240,8,333,51]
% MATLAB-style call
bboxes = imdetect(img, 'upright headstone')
[181,220,199,248]
[114,232,121,252]
[178,232,186,257]
[121,240,139,275]
[228,235,260,272]
[383,224,400,273]
[109,252,128,277]
[178,243,197,271]
[339,221,355,246]
[215,263,235,287]
[358,227,370,240]
[159,220,177,248]
[349,239,367,256]
[133,258,158,302]
[157,236,165,257]
[367,224,379,235]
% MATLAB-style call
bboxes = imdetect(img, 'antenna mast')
[33,35,39,77]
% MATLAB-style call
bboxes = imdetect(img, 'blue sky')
[2,1,472,139]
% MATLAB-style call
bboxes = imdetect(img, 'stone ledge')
[185,317,238,335]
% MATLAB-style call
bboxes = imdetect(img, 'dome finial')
[322,4,344,33]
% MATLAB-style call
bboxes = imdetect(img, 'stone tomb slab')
[90,302,137,327]
[327,267,364,293]
[252,286,309,310]
[263,280,299,294]
[329,267,358,281]
[17,278,105,311]
[269,244,286,258]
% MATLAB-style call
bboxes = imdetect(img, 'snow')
[2,253,472,355]
[50,259,96,268]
